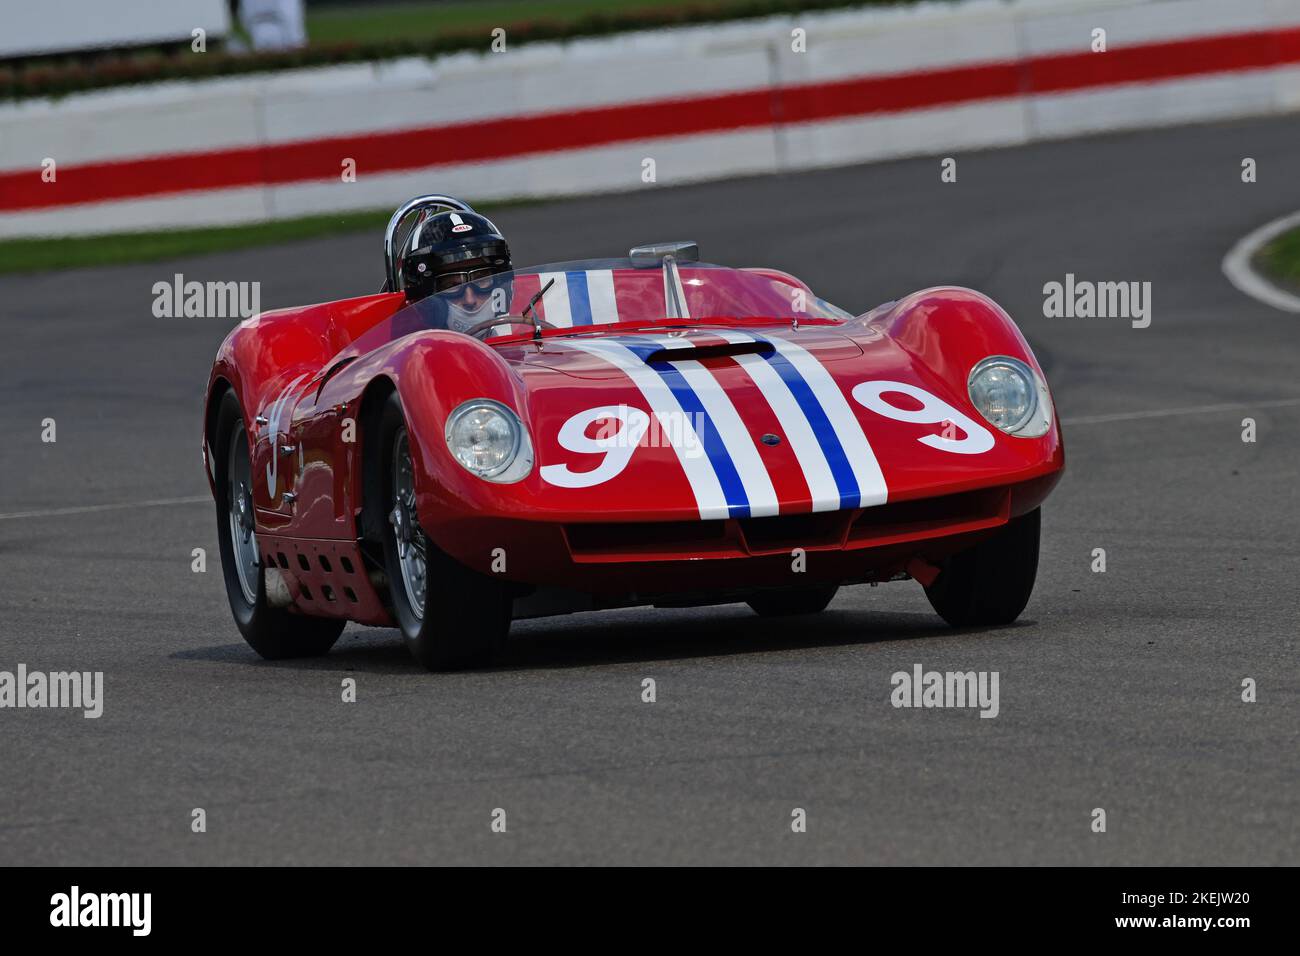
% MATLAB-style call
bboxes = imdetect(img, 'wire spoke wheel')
[389,428,427,620]
[213,392,342,659]
[373,392,509,669]
[227,422,260,605]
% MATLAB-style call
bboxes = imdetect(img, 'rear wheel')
[924,508,1040,627]
[747,584,839,617]
[375,392,511,670]
[213,390,343,659]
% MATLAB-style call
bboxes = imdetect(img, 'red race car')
[203,195,1064,669]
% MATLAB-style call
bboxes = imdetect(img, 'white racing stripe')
[562,339,729,519]
[648,336,779,517]
[763,332,888,507]
[537,271,573,326]
[587,270,620,324]
[712,330,842,511]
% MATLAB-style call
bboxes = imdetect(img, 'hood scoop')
[642,340,773,364]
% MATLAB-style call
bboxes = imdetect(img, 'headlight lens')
[445,399,530,480]
[969,358,1035,432]
[968,356,1052,437]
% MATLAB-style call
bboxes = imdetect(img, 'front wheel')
[924,508,1040,627]
[375,393,511,670]
[213,390,343,659]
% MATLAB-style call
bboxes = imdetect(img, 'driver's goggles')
[435,268,499,293]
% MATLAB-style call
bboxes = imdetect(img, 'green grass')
[307,0,801,45]
[1256,225,1300,291]
[0,209,394,275]
[0,199,543,274]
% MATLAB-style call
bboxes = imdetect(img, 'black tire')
[747,584,839,617]
[212,390,344,659]
[374,392,511,670]
[924,508,1041,627]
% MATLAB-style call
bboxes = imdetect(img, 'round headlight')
[445,399,524,479]
[968,357,1037,434]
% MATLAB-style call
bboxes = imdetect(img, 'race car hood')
[472,321,1063,523]
[510,324,863,379]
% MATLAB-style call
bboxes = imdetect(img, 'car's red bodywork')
[204,263,1063,626]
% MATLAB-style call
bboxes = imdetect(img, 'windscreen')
[385,259,851,339]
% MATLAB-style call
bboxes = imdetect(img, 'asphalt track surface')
[2,115,1298,866]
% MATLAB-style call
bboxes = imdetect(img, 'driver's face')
[457,280,489,311]
[437,259,501,313]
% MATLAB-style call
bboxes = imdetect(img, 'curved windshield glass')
[385,258,851,340]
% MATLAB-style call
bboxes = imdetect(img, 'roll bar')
[382,194,478,293]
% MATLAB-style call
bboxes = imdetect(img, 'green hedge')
[0,0,914,101]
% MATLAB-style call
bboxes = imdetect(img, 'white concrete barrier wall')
[0,0,229,59]
[1,0,1298,237]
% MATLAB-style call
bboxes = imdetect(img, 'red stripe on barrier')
[2,25,1298,212]
[1029,24,1300,92]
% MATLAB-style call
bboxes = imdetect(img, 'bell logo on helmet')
[452,224,473,233]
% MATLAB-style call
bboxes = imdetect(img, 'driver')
[400,211,513,333]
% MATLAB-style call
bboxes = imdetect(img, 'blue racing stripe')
[613,339,751,517]
[758,344,861,510]
[610,340,657,361]
[566,272,593,326]
[647,360,750,518]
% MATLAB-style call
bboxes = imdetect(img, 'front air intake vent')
[643,341,773,364]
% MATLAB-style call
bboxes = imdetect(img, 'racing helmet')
[401,211,511,302]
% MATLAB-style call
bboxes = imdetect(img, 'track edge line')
[1221,209,1300,314]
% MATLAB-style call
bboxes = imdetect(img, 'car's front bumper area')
[428,472,1060,596]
